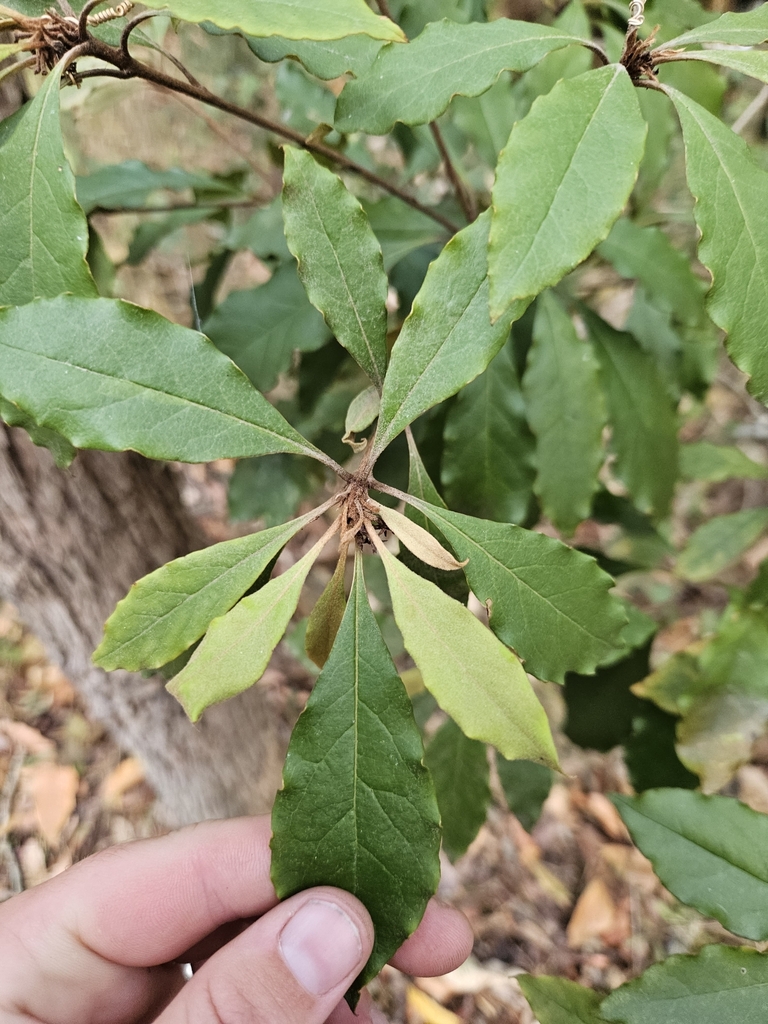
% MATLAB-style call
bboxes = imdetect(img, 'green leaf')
[442,342,536,525]
[624,702,699,793]
[519,975,606,1024]
[601,945,768,1024]
[598,217,706,328]
[524,292,605,534]
[345,386,380,435]
[126,208,214,266]
[670,88,768,405]
[373,211,526,456]
[0,63,96,306]
[304,544,348,669]
[334,18,588,135]
[516,0,593,111]
[361,196,446,272]
[0,397,76,469]
[677,508,768,583]
[0,104,26,150]
[204,263,331,393]
[664,3,768,47]
[425,717,490,861]
[0,295,323,464]
[76,161,238,214]
[245,32,382,78]
[613,789,768,941]
[680,442,768,483]
[271,552,440,993]
[670,49,768,89]
[373,535,559,766]
[282,148,388,390]
[407,501,627,683]
[0,41,24,61]
[585,311,678,518]
[496,756,552,832]
[228,455,324,526]
[225,196,292,263]
[488,65,646,317]
[94,510,321,672]
[452,76,521,168]
[635,88,676,211]
[163,0,405,41]
[168,527,331,720]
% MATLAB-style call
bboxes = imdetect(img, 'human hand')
[0,815,472,1023]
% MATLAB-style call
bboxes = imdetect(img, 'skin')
[0,815,473,1024]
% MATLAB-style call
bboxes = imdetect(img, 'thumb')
[157,886,374,1024]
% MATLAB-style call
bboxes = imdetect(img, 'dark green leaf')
[524,292,605,534]
[614,789,768,940]
[0,104,26,149]
[204,263,332,393]
[282,148,388,389]
[0,397,76,469]
[602,945,768,1024]
[334,18,588,134]
[246,32,382,78]
[228,454,324,526]
[0,295,322,463]
[271,552,440,993]
[76,161,238,214]
[516,0,593,111]
[374,536,558,765]
[496,756,552,832]
[94,510,321,671]
[361,197,446,272]
[624,703,699,793]
[680,442,768,483]
[425,717,490,861]
[126,208,213,266]
[168,528,330,720]
[452,76,520,167]
[635,89,676,211]
[373,212,526,455]
[671,87,768,405]
[489,66,647,316]
[164,0,405,41]
[225,196,292,263]
[0,63,96,306]
[677,508,768,583]
[665,3,768,47]
[519,975,606,1024]
[409,501,628,683]
[586,312,678,518]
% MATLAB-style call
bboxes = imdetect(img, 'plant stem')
[76,38,460,235]
[429,121,476,223]
[732,84,768,136]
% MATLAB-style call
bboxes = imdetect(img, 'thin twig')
[91,197,266,215]
[78,0,107,41]
[375,0,394,21]
[78,37,460,235]
[0,747,25,897]
[732,83,768,135]
[429,121,476,223]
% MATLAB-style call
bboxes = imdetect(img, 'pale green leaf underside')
[168,532,327,720]
[0,397,76,469]
[677,508,768,583]
[409,500,627,683]
[680,442,768,483]
[282,148,388,390]
[671,50,768,88]
[245,33,382,79]
[377,541,559,766]
[163,0,405,41]
[602,945,768,1024]
[524,291,605,534]
[664,3,768,48]
[670,87,768,405]
[271,554,440,990]
[0,296,321,464]
[425,718,490,862]
[519,975,606,1024]
[613,790,768,941]
[489,64,647,316]
[0,63,96,306]
[94,512,319,672]
[334,18,588,134]
[373,211,526,456]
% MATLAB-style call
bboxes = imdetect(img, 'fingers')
[158,887,374,1024]
[326,990,388,1024]
[389,899,473,976]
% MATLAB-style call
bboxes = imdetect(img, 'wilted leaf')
[372,534,558,766]
[613,789,768,941]
[282,149,388,389]
[488,65,647,316]
[335,18,588,134]
[305,544,348,669]
[409,501,627,683]
[376,505,465,571]
[425,718,491,861]
[168,527,334,720]
[26,762,79,847]
[0,295,323,464]
[95,509,323,671]
[271,552,440,993]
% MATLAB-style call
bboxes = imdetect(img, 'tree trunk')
[0,425,289,824]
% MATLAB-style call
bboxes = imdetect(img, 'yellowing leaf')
[376,505,466,571]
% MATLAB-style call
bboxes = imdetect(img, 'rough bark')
[0,425,289,824]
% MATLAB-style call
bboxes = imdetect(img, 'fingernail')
[279,898,363,995]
